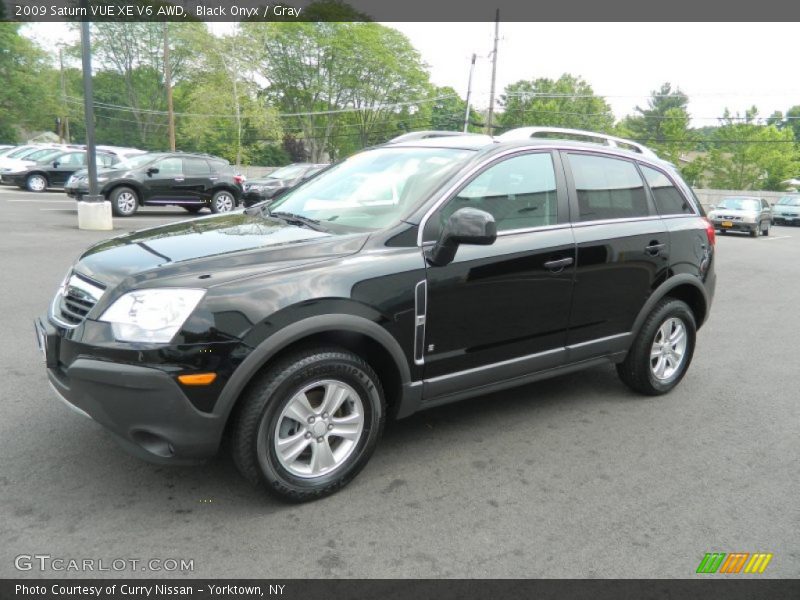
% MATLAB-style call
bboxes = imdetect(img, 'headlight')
[96,176,108,182]
[99,288,206,343]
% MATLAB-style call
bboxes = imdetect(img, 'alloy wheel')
[213,193,234,212]
[117,191,136,215]
[272,379,364,479]
[650,317,688,381]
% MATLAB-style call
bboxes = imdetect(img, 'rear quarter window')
[640,165,695,215]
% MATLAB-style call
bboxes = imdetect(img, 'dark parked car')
[3,149,119,192]
[241,163,328,206]
[64,152,242,216]
[37,129,716,501]
[771,195,800,225]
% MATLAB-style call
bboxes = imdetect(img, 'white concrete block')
[77,201,113,231]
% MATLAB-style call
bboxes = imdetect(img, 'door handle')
[543,257,574,272]
[174,177,185,182]
[645,242,666,256]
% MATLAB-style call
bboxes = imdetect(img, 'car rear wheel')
[231,348,385,502]
[26,174,48,192]
[210,190,235,213]
[616,298,696,396]
[110,187,138,217]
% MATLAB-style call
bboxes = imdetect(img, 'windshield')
[30,148,65,162]
[269,147,473,231]
[269,164,309,180]
[776,196,800,207]
[717,197,761,211]
[6,146,47,159]
[115,153,158,170]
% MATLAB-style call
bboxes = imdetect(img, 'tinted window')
[640,165,693,215]
[208,159,231,173]
[184,157,211,176]
[569,154,649,221]
[155,157,182,175]
[97,153,116,167]
[437,153,558,233]
[56,152,85,167]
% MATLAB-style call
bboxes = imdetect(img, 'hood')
[0,157,37,171]
[710,207,759,215]
[74,212,368,289]
[246,177,284,187]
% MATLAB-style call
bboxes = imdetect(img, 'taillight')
[234,175,245,185]
[703,217,716,246]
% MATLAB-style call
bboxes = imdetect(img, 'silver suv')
[708,196,772,237]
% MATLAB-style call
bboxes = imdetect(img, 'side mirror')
[147,167,159,176]
[53,161,59,168]
[427,207,497,267]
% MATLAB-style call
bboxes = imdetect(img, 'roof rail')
[497,127,659,159]
[386,130,487,144]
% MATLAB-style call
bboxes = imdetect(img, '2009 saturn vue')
[36,128,716,502]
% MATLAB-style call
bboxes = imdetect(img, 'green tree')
[0,24,60,142]
[175,31,282,165]
[765,105,800,141]
[497,74,614,133]
[242,13,432,161]
[706,108,800,191]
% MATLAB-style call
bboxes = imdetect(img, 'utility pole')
[58,47,70,143]
[463,53,476,133]
[78,19,112,230]
[163,23,176,151]
[486,9,500,135]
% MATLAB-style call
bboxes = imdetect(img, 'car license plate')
[721,220,733,228]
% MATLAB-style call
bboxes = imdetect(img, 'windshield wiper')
[268,210,328,232]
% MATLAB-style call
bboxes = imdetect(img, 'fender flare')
[631,274,710,338]
[213,314,412,422]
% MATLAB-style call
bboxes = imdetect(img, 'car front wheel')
[210,190,236,213]
[231,348,385,502]
[110,186,138,217]
[616,298,696,395]
[26,174,48,192]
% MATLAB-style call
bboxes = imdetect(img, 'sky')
[22,21,800,127]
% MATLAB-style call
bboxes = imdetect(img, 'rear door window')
[184,157,211,176]
[567,153,651,221]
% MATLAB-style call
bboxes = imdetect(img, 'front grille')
[718,215,743,221]
[53,272,105,327]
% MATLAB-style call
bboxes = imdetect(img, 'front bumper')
[65,183,89,198]
[36,317,226,464]
[1,173,25,186]
[710,218,757,233]
[773,214,799,224]
[242,188,277,207]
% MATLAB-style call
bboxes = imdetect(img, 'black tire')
[762,220,770,236]
[616,298,696,396]
[26,173,48,192]
[182,206,203,214]
[210,189,236,213]
[231,348,385,502]
[110,186,139,217]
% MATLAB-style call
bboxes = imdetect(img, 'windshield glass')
[777,196,800,206]
[30,148,64,162]
[269,147,473,231]
[269,164,308,180]
[717,197,761,211]
[116,153,158,170]
[6,146,46,159]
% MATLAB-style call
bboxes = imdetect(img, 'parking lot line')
[8,198,74,203]
[762,235,791,241]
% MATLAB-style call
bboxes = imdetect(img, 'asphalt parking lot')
[0,185,797,579]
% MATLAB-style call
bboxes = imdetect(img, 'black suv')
[36,130,716,502]
[64,152,242,216]
[4,149,119,192]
